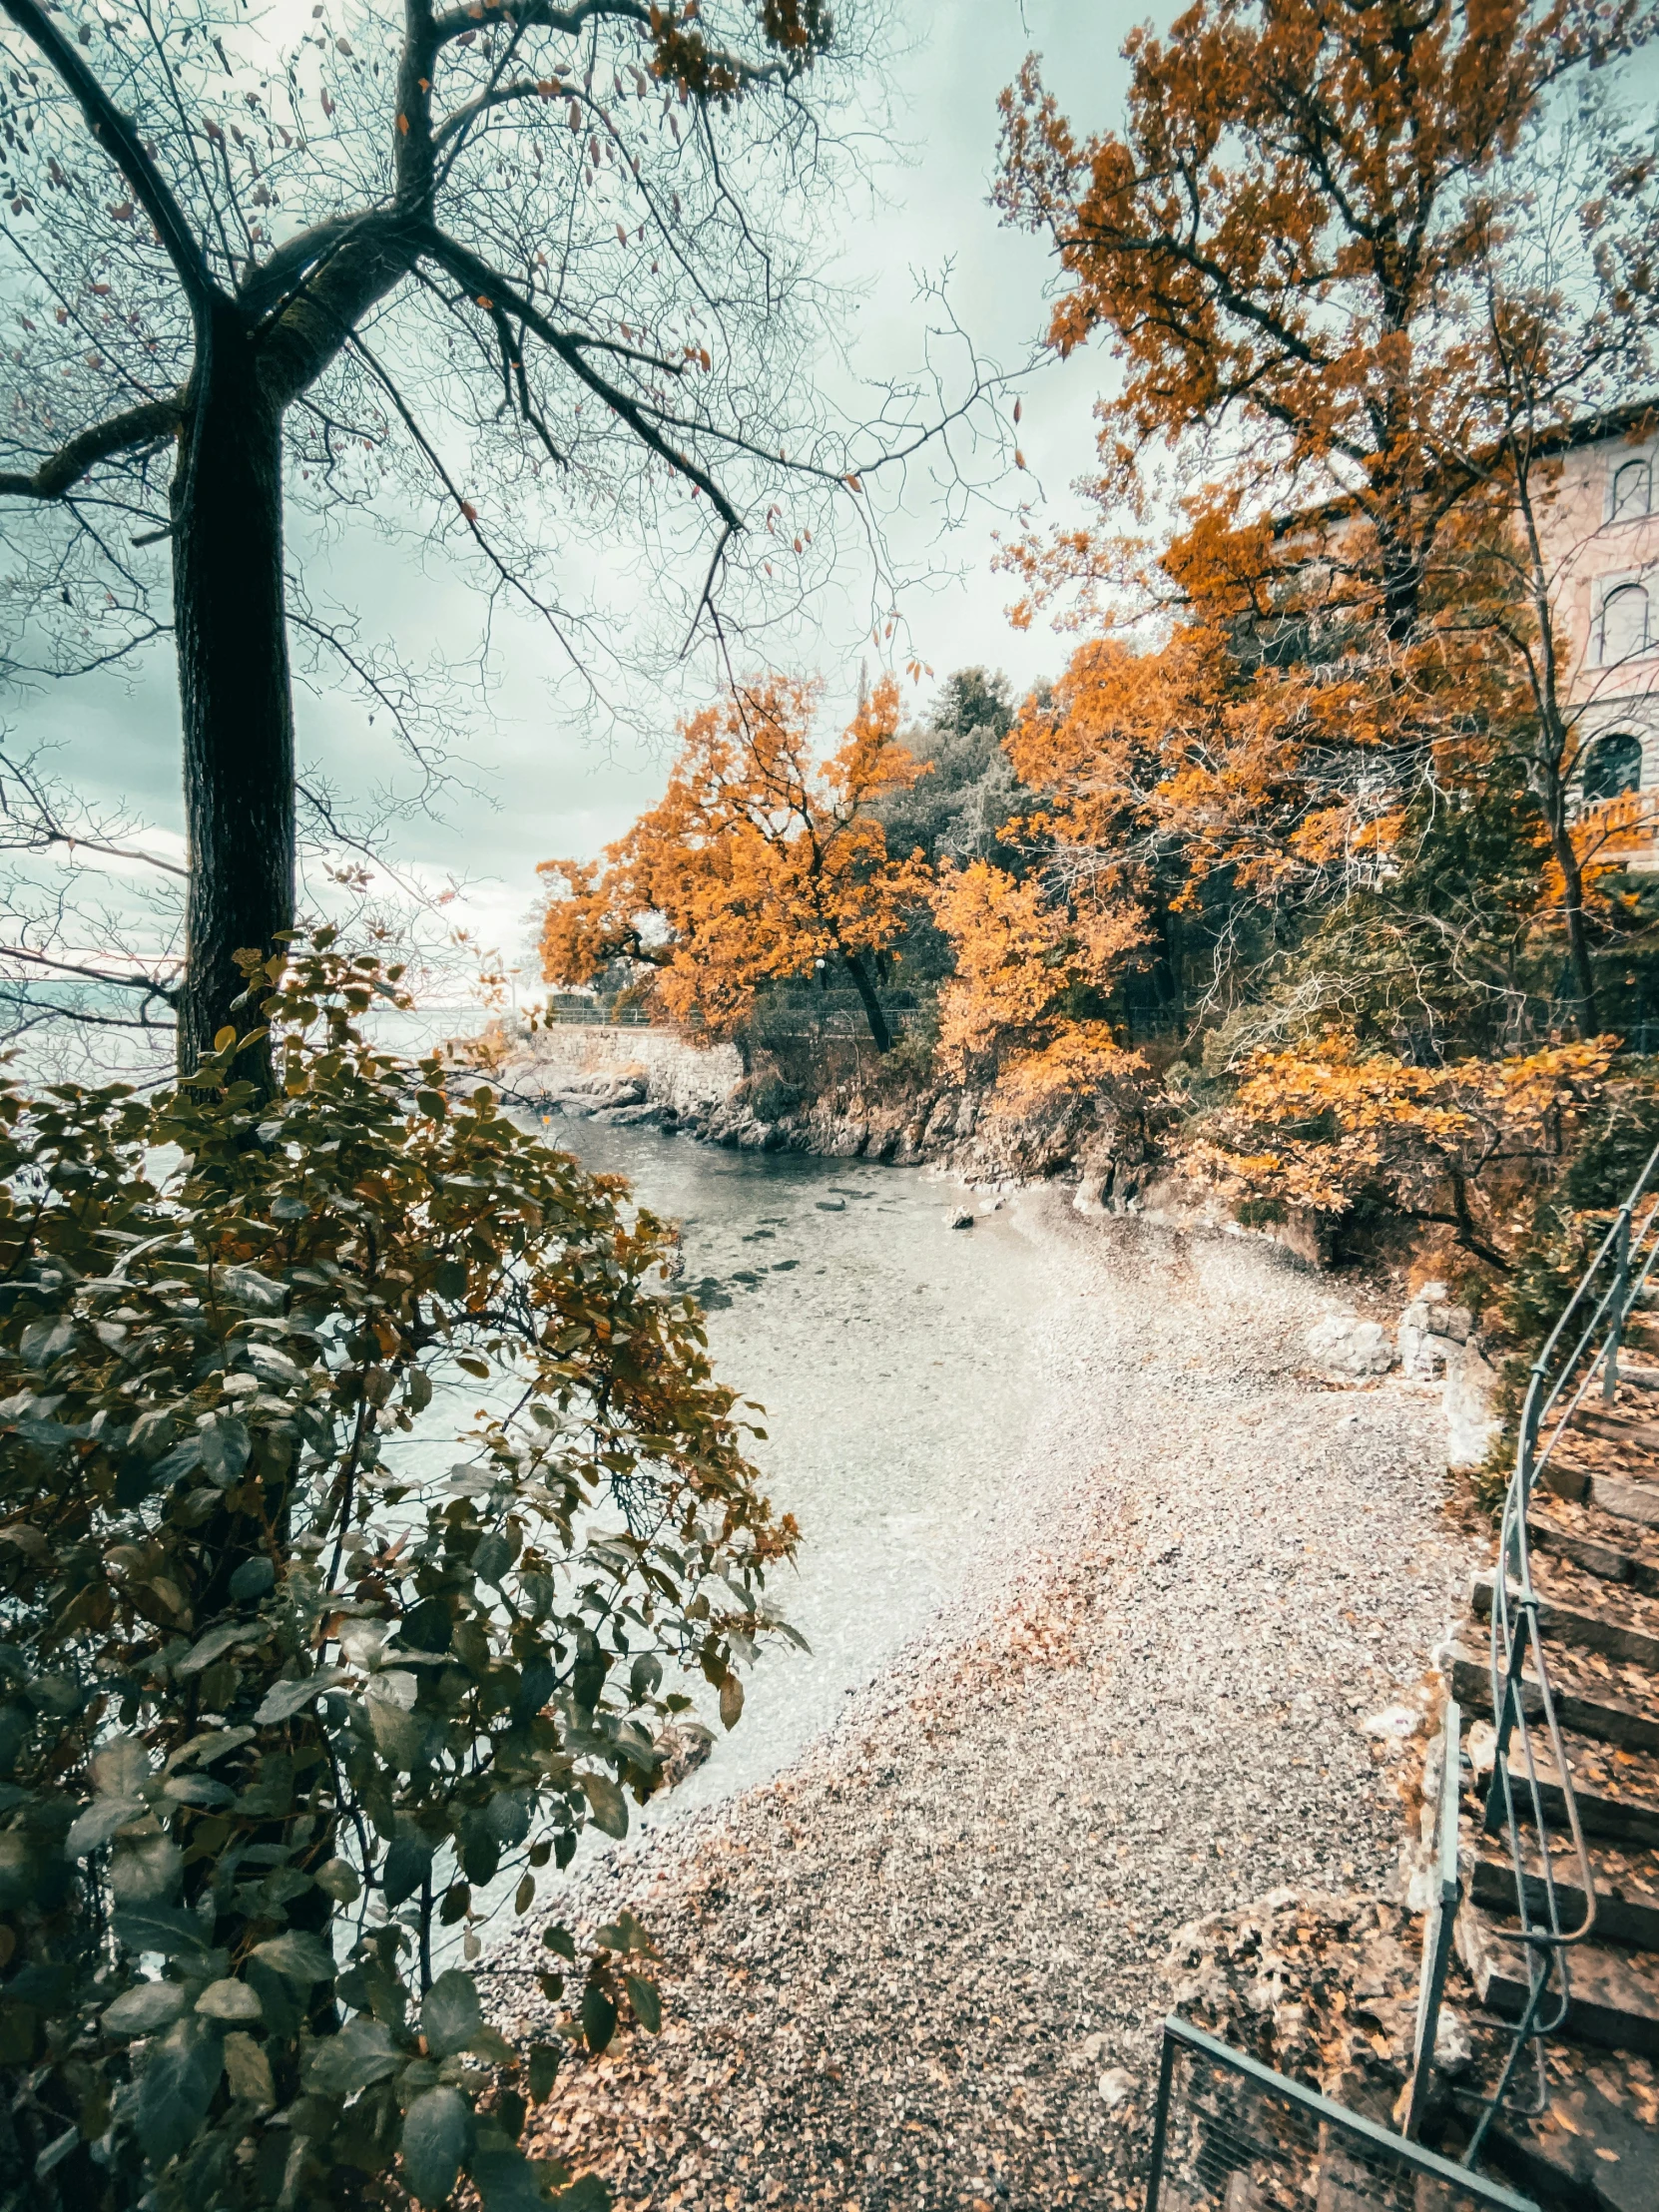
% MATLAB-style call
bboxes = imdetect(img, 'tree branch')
[423,228,743,528]
[0,941,180,1002]
[0,0,219,312]
[0,396,184,502]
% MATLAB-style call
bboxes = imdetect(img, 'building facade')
[1542,413,1659,865]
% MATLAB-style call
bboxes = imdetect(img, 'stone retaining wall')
[500,1025,743,1116]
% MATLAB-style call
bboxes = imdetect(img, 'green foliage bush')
[0,938,795,2211]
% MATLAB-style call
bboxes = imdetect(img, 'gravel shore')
[491,1202,1477,2212]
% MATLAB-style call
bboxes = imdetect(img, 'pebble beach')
[491,1202,1479,2212]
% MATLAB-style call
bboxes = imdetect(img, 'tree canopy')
[539,674,929,1049]
[0,0,970,1079]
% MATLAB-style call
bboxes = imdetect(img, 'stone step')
[1475,2056,1659,2212]
[1449,1639,1659,1757]
[1468,1838,1659,1951]
[1470,1568,1659,1674]
[1527,1498,1659,1599]
[1538,1456,1659,1529]
[1455,1905,1659,2057]
[1571,1406,1659,1453]
[1549,1399,1659,1530]
[1468,1723,1659,1850]
[1592,1473,1659,1529]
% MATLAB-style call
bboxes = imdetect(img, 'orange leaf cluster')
[539,676,928,1044]
[929,859,1145,1107]
[1194,1029,1617,1260]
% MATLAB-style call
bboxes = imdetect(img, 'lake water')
[542,1116,1061,1820]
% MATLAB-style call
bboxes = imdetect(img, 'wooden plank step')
[1470,1569,1659,1672]
[1469,1839,1659,1950]
[1456,1905,1659,2057]
[1449,1639,1659,1756]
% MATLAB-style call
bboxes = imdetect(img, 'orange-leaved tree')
[540,676,929,1051]
[994,0,1659,1034]
[1191,1029,1618,1267]
[994,0,1640,637]
[930,859,1146,1106]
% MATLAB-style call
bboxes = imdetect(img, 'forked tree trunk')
[172,306,295,1090]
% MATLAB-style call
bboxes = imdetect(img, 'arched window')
[1612,456,1653,521]
[1600,581,1651,663]
[1582,730,1644,803]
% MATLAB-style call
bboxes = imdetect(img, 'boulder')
[743,1071,801,1124]
[946,1207,974,1230]
[922,1095,959,1147]
[1396,1312,1449,1382]
[1073,1172,1110,1217]
[593,1100,660,1127]
[1398,1293,1475,1382]
[1443,1339,1500,1469]
[891,1123,927,1167]
[1306,1314,1395,1379]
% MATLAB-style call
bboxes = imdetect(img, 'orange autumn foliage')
[930,860,1145,1106]
[1007,623,1406,911]
[994,0,1634,637]
[539,676,929,1049]
[1194,1030,1618,1264]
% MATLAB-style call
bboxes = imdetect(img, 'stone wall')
[498,1025,743,1116]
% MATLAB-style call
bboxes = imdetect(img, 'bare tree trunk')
[1535,769,1600,1037]
[172,308,294,1089]
[841,949,893,1052]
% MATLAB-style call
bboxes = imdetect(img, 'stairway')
[1439,1393,1659,2212]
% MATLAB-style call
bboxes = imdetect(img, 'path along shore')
[491,1201,1478,2212]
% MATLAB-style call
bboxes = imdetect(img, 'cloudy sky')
[7,1,1133,990]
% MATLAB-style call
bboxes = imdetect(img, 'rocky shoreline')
[483,1201,1477,2212]
[494,1033,1149,1195]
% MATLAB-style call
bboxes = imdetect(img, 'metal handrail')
[1145,2018,1537,2212]
[1458,1135,1659,2164]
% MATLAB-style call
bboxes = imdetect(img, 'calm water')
[541,1117,1060,1818]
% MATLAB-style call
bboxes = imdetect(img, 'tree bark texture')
[172,309,294,1087]
[842,949,893,1053]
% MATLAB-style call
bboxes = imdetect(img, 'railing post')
[1404,1703,1462,2140]
[1603,1206,1632,1402]
[1483,1595,1538,1834]
[1143,2024,1178,2212]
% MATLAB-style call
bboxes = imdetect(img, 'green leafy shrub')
[0,938,795,2211]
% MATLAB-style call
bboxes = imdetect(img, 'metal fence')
[1146,2020,1536,2212]
[539,995,652,1027]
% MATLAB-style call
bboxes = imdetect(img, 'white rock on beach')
[1305,1313,1395,1378]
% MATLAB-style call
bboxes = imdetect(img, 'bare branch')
[424,226,745,528]
[0,0,219,312]
[0,396,184,502]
